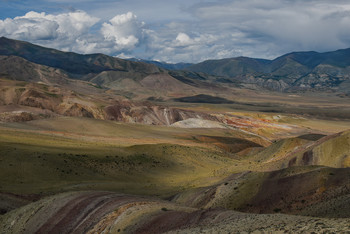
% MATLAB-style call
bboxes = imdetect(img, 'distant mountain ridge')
[128,58,192,70]
[1,36,350,92]
[0,37,216,89]
[186,48,350,91]
[127,47,350,92]
[0,37,161,76]
[186,48,350,74]
[0,37,227,109]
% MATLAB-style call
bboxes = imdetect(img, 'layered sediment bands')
[265,130,350,169]
[2,191,350,233]
[0,191,196,234]
[172,166,350,218]
[1,80,216,125]
[0,192,157,233]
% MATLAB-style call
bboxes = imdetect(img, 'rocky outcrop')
[105,101,217,125]
[0,111,34,122]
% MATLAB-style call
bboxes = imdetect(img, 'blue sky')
[1,0,350,63]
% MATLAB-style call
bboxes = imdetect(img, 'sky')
[1,0,350,63]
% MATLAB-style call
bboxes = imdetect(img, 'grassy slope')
[1,114,350,232]
[1,115,349,197]
[172,166,350,218]
[254,130,350,171]
[0,117,264,197]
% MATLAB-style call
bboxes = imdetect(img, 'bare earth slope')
[172,166,350,218]
[1,191,350,234]
[1,117,350,233]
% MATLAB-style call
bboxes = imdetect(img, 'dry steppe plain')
[1,97,350,233]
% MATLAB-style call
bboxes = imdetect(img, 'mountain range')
[140,48,350,92]
[1,36,350,93]
[186,49,350,92]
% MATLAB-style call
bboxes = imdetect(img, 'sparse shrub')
[273,208,281,213]
[161,207,168,211]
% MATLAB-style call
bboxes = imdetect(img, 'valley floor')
[0,111,350,233]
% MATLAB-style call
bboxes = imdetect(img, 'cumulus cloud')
[1,0,350,63]
[0,11,98,41]
[101,12,144,51]
[0,13,59,40]
[0,10,146,55]
[175,33,192,46]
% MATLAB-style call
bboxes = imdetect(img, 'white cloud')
[1,1,350,63]
[0,11,99,42]
[184,0,350,59]
[142,30,229,62]
[101,12,144,51]
[0,10,146,55]
[140,0,350,62]
[0,14,59,41]
[175,33,193,46]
